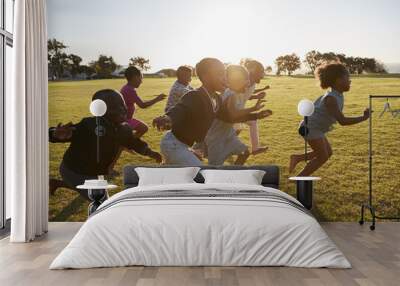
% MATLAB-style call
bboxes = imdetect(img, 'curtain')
[7,0,49,242]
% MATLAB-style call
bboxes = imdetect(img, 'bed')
[50,165,351,269]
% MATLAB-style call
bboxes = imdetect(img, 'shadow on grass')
[311,205,329,222]
[51,195,87,222]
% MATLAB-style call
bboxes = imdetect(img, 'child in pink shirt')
[120,66,166,137]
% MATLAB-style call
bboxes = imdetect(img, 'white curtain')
[7,0,49,242]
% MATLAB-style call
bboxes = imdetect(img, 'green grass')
[49,76,400,222]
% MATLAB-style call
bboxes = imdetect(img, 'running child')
[164,65,205,159]
[241,60,271,154]
[206,65,272,165]
[152,58,271,166]
[121,66,167,138]
[49,89,162,200]
[165,66,194,112]
[289,62,370,176]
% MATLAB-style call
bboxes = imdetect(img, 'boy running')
[49,90,162,200]
[165,66,194,112]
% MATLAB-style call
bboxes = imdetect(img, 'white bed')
[50,183,351,269]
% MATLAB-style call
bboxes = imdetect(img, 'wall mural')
[47,1,400,222]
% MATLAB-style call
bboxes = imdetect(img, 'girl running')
[206,65,272,165]
[289,62,370,176]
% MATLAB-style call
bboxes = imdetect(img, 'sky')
[47,0,400,72]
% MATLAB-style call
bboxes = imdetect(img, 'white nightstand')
[289,177,321,210]
[77,180,117,215]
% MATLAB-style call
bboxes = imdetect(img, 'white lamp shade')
[90,99,107,117]
[298,99,315,117]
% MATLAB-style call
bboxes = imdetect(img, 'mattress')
[50,183,351,269]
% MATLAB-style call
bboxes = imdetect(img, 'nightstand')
[289,177,321,210]
[77,180,117,215]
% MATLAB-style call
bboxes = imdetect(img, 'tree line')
[48,39,152,80]
[48,38,388,80]
[274,51,387,76]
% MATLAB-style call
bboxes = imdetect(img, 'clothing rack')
[359,95,400,230]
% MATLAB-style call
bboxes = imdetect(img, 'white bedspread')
[50,183,351,269]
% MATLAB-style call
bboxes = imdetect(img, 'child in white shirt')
[241,60,271,154]
[206,65,272,165]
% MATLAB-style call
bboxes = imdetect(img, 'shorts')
[299,122,326,140]
[126,118,147,130]
[160,131,203,166]
[207,134,248,165]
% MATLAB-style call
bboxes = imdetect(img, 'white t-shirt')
[165,81,193,112]
[245,83,256,101]
[233,84,256,110]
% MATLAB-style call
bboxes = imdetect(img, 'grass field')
[49,75,400,222]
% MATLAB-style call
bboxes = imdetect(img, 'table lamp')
[89,99,107,165]
[84,99,108,214]
[297,99,315,162]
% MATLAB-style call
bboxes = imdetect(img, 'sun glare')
[189,1,255,65]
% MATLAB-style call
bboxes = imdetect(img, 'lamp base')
[289,177,321,210]
[296,180,313,210]
[88,189,108,215]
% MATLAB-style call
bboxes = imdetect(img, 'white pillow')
[200,169,266,185]
[135,167,200,186]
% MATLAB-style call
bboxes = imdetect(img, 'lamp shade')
[297,99,315,117]
[90,99,107,117]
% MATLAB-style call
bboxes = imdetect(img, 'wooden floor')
[0,222,399,286]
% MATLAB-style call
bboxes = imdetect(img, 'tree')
[285,54,301,75]
[265,66,273,74]
[375,61,387,74]
[67,54,82,78]
[129,57,151,71]
[353,57,365,74]
[47,38,70,79]
[48,39,91,79]
[362,58,376,74]
[89,55,118,78]
[320,52,338,63]
[78,65,96,78]
[275,53,301,75]
[48,38,67,57]
[304,51,346,73]
[344,56,356,74]
[335,53,347,64]
[303,50,322,73]
[275,56,285,75]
